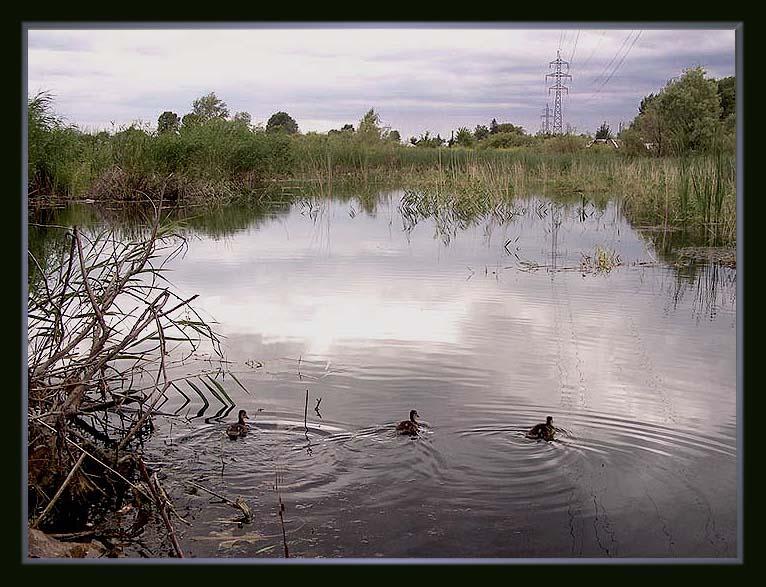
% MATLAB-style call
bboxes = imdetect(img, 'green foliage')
[481,131,532,149]
[595,122,611,140]
[266,111,299,134]
[358,108,383,142]
[494,122,525,135]
[454,127,474,147]
[157,111,180,134]
[182,113,202,129]
[191,92,230,122]
[233,111,252,129]
[410,131,445,148]
[627,67,733,156]
[474,125,489,141]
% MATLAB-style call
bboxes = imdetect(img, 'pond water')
[31,190,738,559]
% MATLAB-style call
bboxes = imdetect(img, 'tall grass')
[28,96,735,244]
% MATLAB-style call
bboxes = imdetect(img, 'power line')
[580,31,606,70]
[583,30,643,103]
[587,30,635,89]
[569,30,581,66]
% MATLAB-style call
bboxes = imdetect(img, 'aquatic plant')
[26,200,244,555]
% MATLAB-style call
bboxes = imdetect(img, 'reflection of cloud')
[165,195,735,435]
[199,289,471,355]
[27,27,734,137]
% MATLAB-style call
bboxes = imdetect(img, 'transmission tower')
[546,50,572,135]
[540,103,552,134]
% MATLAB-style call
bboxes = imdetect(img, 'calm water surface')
[37,190,738,558]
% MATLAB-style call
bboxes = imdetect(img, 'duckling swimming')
[226,409,250,440]
[527,415,555,441]
[396,410,420,436]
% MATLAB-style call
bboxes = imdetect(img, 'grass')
[27,95,736,246]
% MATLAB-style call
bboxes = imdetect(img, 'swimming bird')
[226,409,250,440]
[527,415,555,441]
[396,410,420,436]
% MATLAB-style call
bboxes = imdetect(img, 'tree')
[489,118,499,134]
[181,113,202,129]
[233,111,252,128]
[595,122,611,140]
[410,131,445,148]
[157,111,180,134]
[387,129,401,143]
[495,122,524,135]
[358,108,383,141]
[630,67,722,155]
[474,124,489,141]
[266,111,299,134]
[455,127,474,147]
[717,76,735,134]
[191,92,229,122]
[638,93,656,116]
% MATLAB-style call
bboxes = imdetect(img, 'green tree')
[455,127,474,147]
[627,67,723,155]
[191,92,230,122]
[495,122,524,135]
[266,111,299,134]
[489,118,499,134]
[181,113,202,129]
[474,124,489,141]
[410,131,445,148]
[717,76,735,135]
[157,111,180,134]
[358,108,383,141]
[233,111,252,129]
[387,129,401,143]
[595,121,611,140]
[717,76,735,119]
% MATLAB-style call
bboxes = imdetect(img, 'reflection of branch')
[275,465,289,558]
[314,397,323,419]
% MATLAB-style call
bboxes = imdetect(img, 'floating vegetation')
[580,246,623,274]
[676,246,736,268]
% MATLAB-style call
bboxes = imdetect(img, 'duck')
[226,409,250,440]
[527,415,555,441]
[396,410,420,436]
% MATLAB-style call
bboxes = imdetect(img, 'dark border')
[7,11,756,580]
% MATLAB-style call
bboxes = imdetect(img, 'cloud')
[27,26,736,137]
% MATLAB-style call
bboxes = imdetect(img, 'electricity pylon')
[546,50,572,135]
[540,103,552,134]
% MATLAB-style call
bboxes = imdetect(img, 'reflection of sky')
[164,194,736,435]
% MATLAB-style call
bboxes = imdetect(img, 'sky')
[26,26,736,139]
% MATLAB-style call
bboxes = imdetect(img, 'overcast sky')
[27,26,736,138]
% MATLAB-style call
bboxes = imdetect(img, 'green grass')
[27,96,736,245]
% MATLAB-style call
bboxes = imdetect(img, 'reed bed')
[28,93,735,245]
[26,199,246,556]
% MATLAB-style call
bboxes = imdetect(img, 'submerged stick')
[275,466,289,558]
[138,458,184,558]
[183,480,252,523]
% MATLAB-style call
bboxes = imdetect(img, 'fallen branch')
[183,480,252,523]
[138,458,184,558]
[31,452,87,529]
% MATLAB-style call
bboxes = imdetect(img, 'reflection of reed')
[664,261,735,322]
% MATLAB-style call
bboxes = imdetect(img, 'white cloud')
[27,26,736,137]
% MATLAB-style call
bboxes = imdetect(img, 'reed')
[26,198,244,549]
